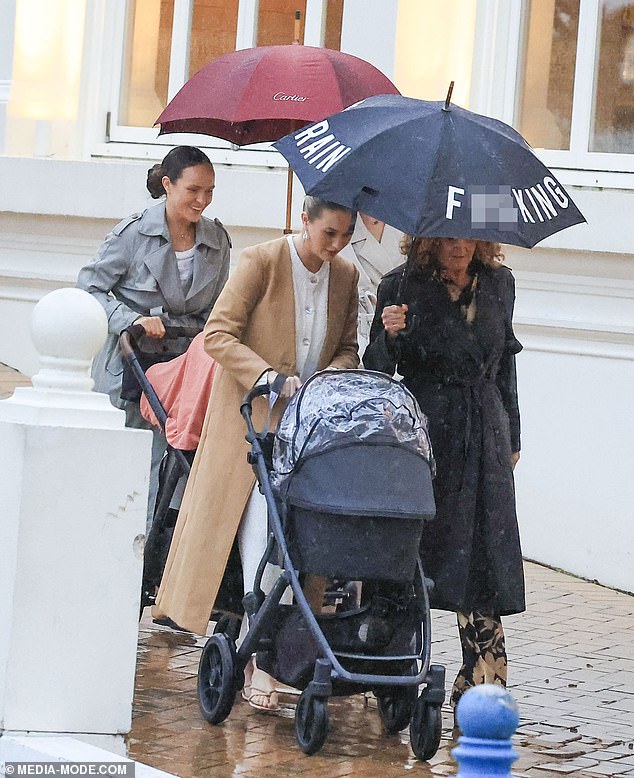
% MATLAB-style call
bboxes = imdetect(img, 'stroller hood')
[272,370,434,513]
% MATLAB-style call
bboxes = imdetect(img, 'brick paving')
[0,362,31,399]
[2,364,632,776]
[130,562,633,778]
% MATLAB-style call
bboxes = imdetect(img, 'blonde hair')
[400,236,504,269]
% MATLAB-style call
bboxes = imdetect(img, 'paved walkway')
[2,364,632,776]
[0,362,31,398]
[131,562,634,777]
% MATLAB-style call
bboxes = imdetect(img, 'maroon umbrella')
[155,44,400,230]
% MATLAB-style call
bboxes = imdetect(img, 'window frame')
[515,0,634,177]
[100,0,331,165]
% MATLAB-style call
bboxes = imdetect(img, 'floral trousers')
[449,611,507,710]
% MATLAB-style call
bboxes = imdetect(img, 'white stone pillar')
[0,288,152,743]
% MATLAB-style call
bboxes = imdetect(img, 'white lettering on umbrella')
[294,120,351,172]
[295,121,330,144]
[446,186,465,219]
[511,176,569,224]
[530,184,558,220]
[525,188,544,223]
[543,176,569,207]
[511,189,535,223]
[299,134,337,159]
[315,144,351,171]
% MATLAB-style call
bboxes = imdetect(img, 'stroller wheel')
[197,634,237,725]
[294,691,329,755]
[377,684,418,734]
[409,695,442,761]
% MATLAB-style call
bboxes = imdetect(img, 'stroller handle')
[123,322,201,342]
[119,323,201,361]
[240,382,272,423]
[240,373,290,424]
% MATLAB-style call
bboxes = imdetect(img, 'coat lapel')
[186,218,223,301]
[144,243,186,315]
[186,250,214,301]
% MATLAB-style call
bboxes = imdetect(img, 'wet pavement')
[1,364,632,776]
[0,362,31,398]
[131,562,634,777]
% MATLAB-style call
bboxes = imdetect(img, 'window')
[517,0,634,172]
[111,0,343,142]
[591,2,634,153]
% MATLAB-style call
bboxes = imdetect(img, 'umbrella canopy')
[274,93,586,248]
[155,45,400,145]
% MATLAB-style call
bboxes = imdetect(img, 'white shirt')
[175,247,195,291]
[287,235,330,382]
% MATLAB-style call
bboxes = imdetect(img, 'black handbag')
[120,348,180,402]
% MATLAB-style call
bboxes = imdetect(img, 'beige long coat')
[154,236,359,634]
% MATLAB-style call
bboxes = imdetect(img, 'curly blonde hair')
[400,236,505,269]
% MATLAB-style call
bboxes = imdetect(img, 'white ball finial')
[30,288,107,392]
[0,287,126,429]
[31,287,108,363]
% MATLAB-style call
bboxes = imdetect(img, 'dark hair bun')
[146,163,166,199]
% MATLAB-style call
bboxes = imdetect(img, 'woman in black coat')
[364,236,525,722]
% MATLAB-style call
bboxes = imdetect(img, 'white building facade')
[0,0,632,592]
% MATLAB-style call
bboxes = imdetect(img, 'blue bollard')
[452,685,520,777]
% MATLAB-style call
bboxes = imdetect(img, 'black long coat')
[364,261,526,616]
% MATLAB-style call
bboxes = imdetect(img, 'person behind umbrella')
[364,236,525,726]
[338,212,403,358]
[153,196,359,711]
[76,146,230,527]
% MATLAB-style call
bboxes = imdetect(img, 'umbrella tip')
[442,81,455,112]
[292,9,302,44]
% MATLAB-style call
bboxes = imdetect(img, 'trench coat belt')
[416,372,497,488]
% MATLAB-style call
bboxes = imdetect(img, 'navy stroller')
[197,369,445,759]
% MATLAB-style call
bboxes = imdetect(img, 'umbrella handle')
[392,310,419,339]
[395,236,420,303]
[284,166,294,234]
[293,10,301,45]
[384,297,419,340]
[394,236,421,339]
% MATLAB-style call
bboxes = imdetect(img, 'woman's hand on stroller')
[268,371,302,398]
[135,316,166,339]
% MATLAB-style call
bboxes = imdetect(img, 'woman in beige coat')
[153,197,359,708]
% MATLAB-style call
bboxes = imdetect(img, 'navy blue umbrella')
[274,92,586,248]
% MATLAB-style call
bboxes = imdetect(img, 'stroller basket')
[258,597,422,691]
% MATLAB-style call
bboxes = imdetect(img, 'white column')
[0,288,152,742]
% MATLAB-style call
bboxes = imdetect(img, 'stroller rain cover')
[272,370,434,519]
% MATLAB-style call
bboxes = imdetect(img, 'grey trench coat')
[77,201,230,408]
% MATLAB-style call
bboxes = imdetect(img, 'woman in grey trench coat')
[364,235,525,726]
[77,146,230,524]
